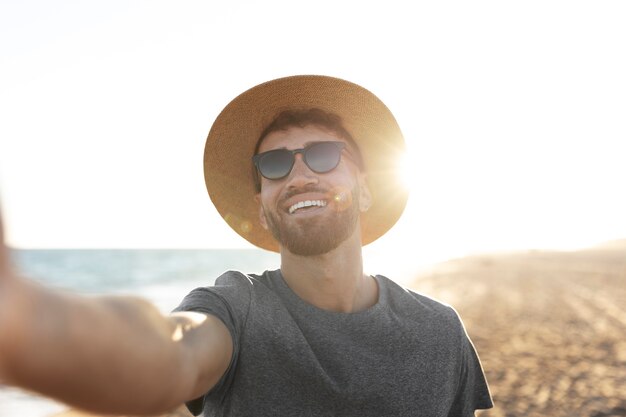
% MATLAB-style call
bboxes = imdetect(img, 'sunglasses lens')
[257,150,294,179]
[254,142,346,180]
[305,142,343,173]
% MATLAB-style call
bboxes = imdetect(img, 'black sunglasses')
[253,141,347,180]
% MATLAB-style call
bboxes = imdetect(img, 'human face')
[255,125,371,256]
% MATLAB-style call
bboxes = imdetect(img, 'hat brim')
[204,75,408,252]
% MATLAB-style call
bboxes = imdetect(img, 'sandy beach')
[414,243,626,417]
[28,243,626,417]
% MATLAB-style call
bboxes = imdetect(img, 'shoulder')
[376,274,464,329]
[213,269,258,285]
[212,269,279,300]
[173,270,275,316]
[193,269,274,294]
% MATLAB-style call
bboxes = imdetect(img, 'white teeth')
[288,200,327,214]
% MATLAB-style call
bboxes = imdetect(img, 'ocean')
[1,249,281,417]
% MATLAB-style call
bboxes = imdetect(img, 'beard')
[263,185,360,256]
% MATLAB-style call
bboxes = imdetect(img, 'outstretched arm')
[0,211,232,416]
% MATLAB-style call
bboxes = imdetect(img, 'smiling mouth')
[288,200,328,214]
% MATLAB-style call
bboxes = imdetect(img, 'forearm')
[0,279,194,415]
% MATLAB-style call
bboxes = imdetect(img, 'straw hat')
[204,75,408,252]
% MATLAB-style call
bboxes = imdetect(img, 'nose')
[285,153,318,189]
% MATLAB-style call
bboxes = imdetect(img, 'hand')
[0,207,16,287]
[0,206,14,377]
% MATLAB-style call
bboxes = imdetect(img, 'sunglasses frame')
[252,141,347,181]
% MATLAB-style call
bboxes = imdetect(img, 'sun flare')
[397,148,419,194]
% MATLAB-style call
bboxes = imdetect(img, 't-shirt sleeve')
[448,310,494,416]
[171,271,253,416]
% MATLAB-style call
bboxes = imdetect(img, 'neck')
[279,230,378,313]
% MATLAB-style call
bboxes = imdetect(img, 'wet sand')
[49,408,192,417]
[51,244,626,417]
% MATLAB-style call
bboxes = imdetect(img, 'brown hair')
[253,108,364,191]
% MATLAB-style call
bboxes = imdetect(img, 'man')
[0,75,492,416]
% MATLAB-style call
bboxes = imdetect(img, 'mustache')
[281,185,329,201]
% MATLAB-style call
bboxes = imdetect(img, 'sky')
[1,0,625,273]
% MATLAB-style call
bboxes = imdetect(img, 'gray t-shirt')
[174,270,493,416]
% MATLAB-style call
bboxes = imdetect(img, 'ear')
[357,173,372,213]
[254,194,269,230]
